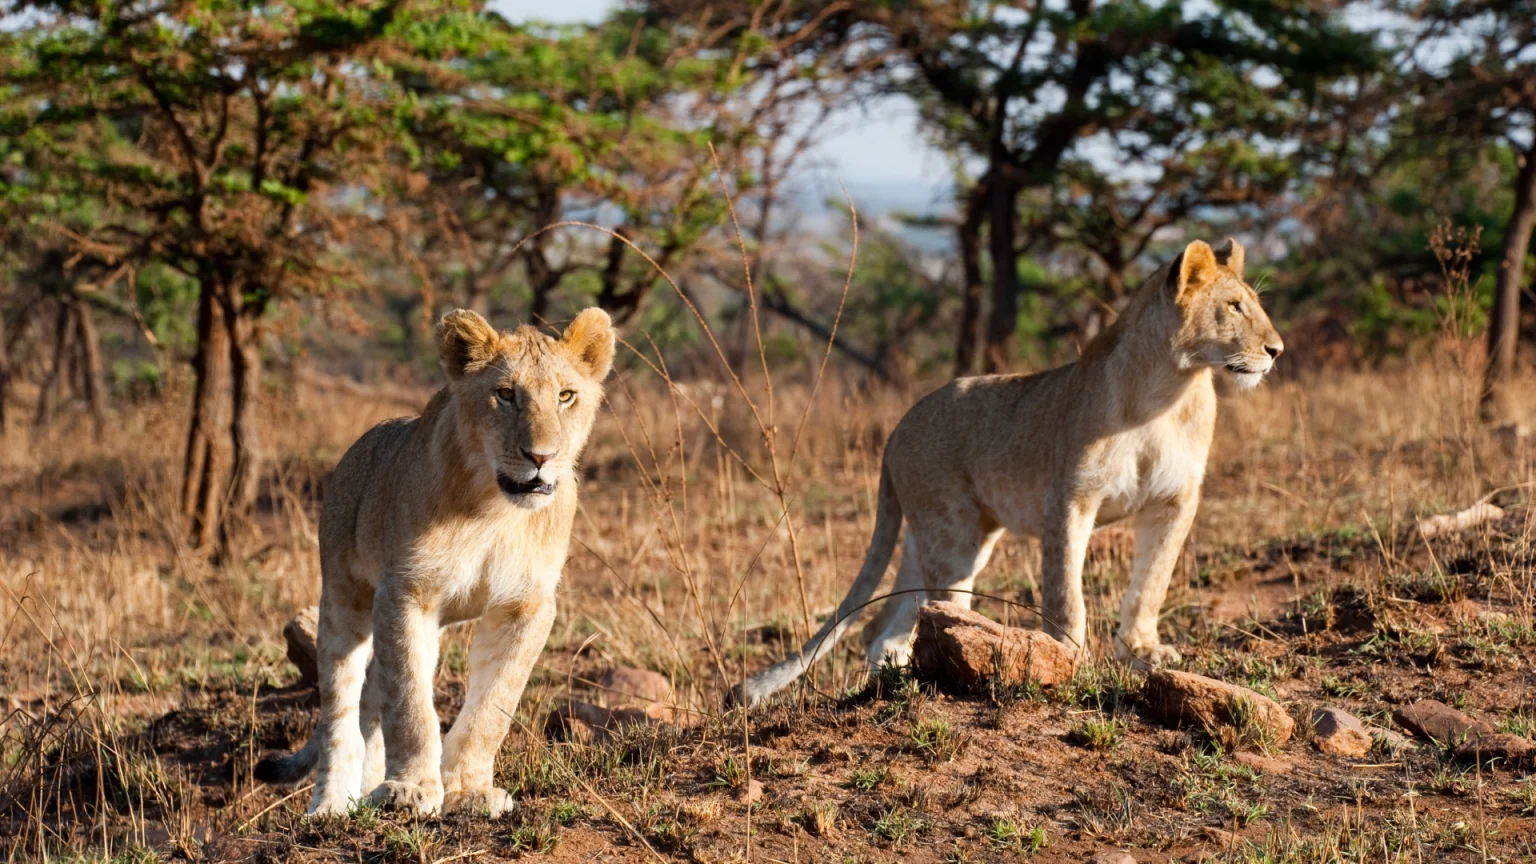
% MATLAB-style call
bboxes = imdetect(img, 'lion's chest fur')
[1088,387,1214,525]
[408,508,572,624]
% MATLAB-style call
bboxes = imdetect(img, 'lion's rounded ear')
[562,307,615,381]
[1215,237,1245,280]
[436,309,500,378]
[1174,240,1219,301]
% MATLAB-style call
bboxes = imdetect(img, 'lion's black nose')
[523,448,555,467]
[1265,342,1283,359]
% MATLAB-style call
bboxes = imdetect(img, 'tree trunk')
[0,307,9,434]
[225,293,265,535]
[34,301,74,431]
[955,183,987,378]
[74,297,107,439]
[184,281,231,550]
[982,175,1021,374]
[1482,148,1536,423]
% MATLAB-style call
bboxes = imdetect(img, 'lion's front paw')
[1115,638,1182,670]
[368,779,444,815]
[443,787,516,818]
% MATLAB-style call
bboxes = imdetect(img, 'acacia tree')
[2,2,422,549]
[397,10,731,328]
[862,0,1374,371]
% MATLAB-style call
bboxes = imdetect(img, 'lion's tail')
[253,729,322,785]
[734,462,904,706]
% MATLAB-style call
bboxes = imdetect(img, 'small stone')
[599,668,673,707]
[545,700,658,744]
[1143,670,1295,746]
[911,602,1077,692]
[734,779,764,805]
[1232,752,1292,774]
[1392,700,1493,746]
[1202,827,1241,846]
[1088,852,1137,864]
[1312,707,1372,758]
[283,606,320,686]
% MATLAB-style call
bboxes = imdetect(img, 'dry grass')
[4,340,1536,860]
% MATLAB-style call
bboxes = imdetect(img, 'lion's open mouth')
[497,474,556,497]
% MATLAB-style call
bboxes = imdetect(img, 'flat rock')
[283,606,320,686]
[545,700,657,745]
[1372,727,1412,752]
[1144,670,1294,746]
[1453,732,1536,766]
[1088,852,1137,864]
[1312,707,1372,758]
[1232,751,1293,774]
[911,602,1077,691]
[599,668,672,707]
[1392,700,1494,746]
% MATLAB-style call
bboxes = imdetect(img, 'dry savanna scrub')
[4,355,1536,863]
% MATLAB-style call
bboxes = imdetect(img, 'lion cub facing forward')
[256,308,615,816]
[738,239,1283,706]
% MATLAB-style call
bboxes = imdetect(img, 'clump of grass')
[1387,570,1466,604]
[1319,675,1365,699]
[871,805,926,845]
[1067,715,1127,751]
[1062,660,1141,713]
[799,801,838,836]
[383,825,434,863]
[506,818,560,854]
[847,764,890,791]
[985,816,1048,853]
[710,755,747,789]
[1071,784,1137,839]
[908,715,966,762]
[1496,710,1536,738]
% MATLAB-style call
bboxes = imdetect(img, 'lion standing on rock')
[737,239,1284,706]
[256,308,615,817]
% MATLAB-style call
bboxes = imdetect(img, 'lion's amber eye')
[495,388,516,404]
[559,390,575,405]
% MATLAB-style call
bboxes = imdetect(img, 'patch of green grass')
[1419,764,1474,796]
[878,799,921,842]
[1496,710,1536,738]
[871,805,926,845]
[1062,660,1141,713]
[1319,675,1365,699]
[348,799,383,829]
[506,819,559,854]
[847,764,890,791]
[111,847,163,864]
[985,816,1048,853]
[908,716,965,762]
[1067,715,1126,751]
[383,825,433,863]
[551,800,583,825]
[1387,570,1465,604]
[710,755,747,789]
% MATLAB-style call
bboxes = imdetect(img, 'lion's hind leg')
[867,519,1003,669]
